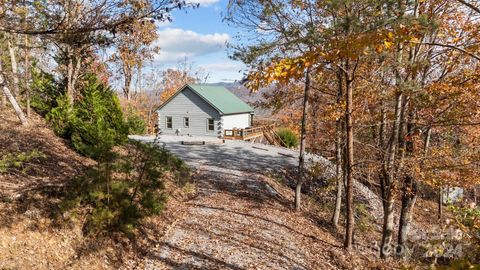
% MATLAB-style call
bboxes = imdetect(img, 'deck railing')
[224,126,263,140]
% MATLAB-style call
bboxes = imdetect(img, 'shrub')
[0,149,46,173]
[69,75,128,159]
[46,95,72,137]
[61,139,190,236]
[30,67,62,116]
[450,205,480,235]
[47,74,128,160]
[276,128,299,148]
[125,109,146,135]
[356,203,375,233]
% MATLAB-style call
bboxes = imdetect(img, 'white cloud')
[199,62,244,72]
[154,28,230,63]
[187,0,220,6]
[198,61,246,83]
[155,20,171,28]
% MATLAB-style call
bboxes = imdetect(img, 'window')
[207,118,215,131]
[166,116,172,129]
[183,117,189,128]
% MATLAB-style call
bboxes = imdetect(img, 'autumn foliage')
[228,0,480,261]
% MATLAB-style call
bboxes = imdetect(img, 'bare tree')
[0,60,28,125]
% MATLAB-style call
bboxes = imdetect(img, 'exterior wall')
[157,88,222,137]
[221,113,251,130]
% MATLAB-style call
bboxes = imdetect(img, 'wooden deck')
[223,125,284,146]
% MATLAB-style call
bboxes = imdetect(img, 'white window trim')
[183,117,190,128]
[166,116,173,129]
[207,118,215,132]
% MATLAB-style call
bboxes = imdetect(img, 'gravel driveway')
[131,135,331,173]
[129,135,372,269]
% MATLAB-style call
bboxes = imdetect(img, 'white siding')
[157,88,222,137]
[221,113,251,130]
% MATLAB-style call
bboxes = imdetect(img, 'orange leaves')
[113,19,159,76]
[160,68,201,102]
[318,101,346,123]
[160,87,178,103]
[246,55,316,91]
[373,24,426,54]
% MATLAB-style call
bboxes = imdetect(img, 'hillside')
[0,107,93,198]
[0,107,192,269]
[1,0,480,268]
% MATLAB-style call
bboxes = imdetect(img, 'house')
[156,84,254,137]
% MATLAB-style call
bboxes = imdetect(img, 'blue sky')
[149,0,246,83]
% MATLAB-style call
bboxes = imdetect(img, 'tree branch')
[456,0,480,14]
[417,42,480,61]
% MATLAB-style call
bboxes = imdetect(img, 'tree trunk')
[438,187,443,219]
[147,108,152,134]
[7,37,21,97]
[123,64,133,101]
[397,175,417,256]
[344,70,354,250]
[295,68,311,211]
[332,68,344,228]
[332,124,343,227]
[124,75,132,100]
[380,92,404,259]
[380,193,395,258]
[71,55,81,100]
[66,48,74,107]
[396,96,409,173]
[65,45,83,108]
[136,64,142,94]
[423,127,432,154]
[2,85,28,126]
[24,35,31,117]
[397,109,418,257]
[379,94,386,147]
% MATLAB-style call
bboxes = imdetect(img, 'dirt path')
[135,136,347,269]
[145,165,340,269]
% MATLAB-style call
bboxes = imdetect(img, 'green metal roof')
[187,84,254,115]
